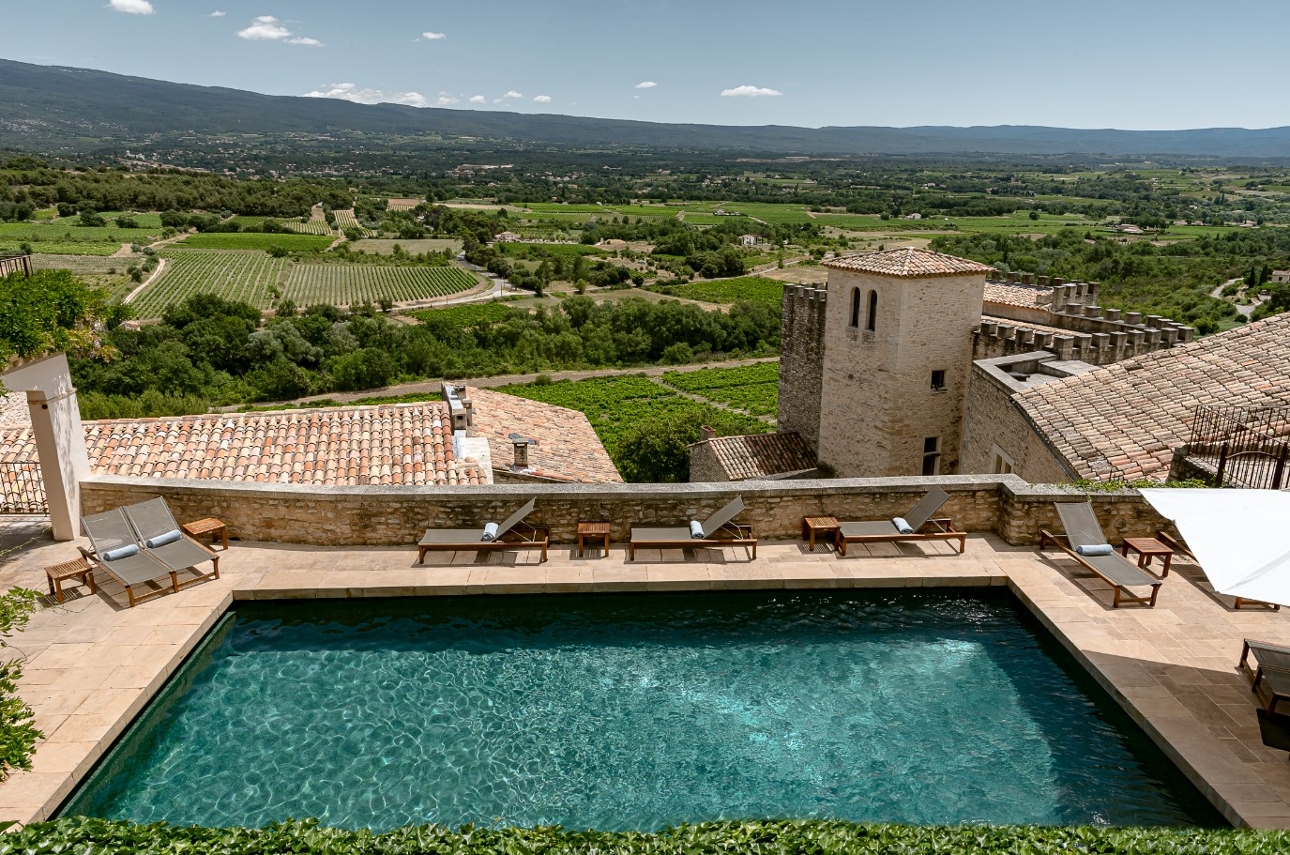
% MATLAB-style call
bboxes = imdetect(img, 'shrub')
[0,586,40,780]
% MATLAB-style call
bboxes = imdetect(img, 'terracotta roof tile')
[0,403,486,487]
[825,248,995,278]
[695,432,816,481]
[465,387,622,483]
[983,282,1053,309]
[1015,312,1290,481]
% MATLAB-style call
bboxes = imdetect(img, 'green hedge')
[3,819,1283,855]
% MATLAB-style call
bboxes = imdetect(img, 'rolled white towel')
[481,522,499,542]
[892,517,914,535]
[1075,543,1113,556]
[690,520,705,539]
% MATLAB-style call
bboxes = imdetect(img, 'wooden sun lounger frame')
[78,544,177,608]
[416,499,549,564]
[1239,638,1290,716]
[1038,530,1162,608]
[833,487,966,556]
[628,497,757,561]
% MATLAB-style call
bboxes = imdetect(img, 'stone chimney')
[512,439,530,469]
[700,425,716,442]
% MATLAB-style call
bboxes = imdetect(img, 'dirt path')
[110,243,134,258]
[121,258,168,304]
[232,355,780,411]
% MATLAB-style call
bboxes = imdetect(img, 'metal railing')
[1186,404,1290,489]
[0,462,47,514]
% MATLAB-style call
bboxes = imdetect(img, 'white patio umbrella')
[1140,488,1290,608]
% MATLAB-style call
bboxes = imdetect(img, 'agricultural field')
[283,264,477,307]
[654,275,784,307]
[31,254,135,300]
[178,233,335,251]
[409,301,518,329]
[96,212,165,229]
[662,361,780,417]
[351,239,462,255]
[498,375,768,457]
[282,220,334,235]
[0,240,124,256]
[133,251,288,317]
[497,242,607,258]
[331,209,372,236]
[0,222,157,242]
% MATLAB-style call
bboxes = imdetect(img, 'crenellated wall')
[79,473,1179,548]
[776,284,827,455]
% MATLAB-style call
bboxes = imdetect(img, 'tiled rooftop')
[1016,312,1290,480]
[825,248,995,278]
[983,282,1053,309]
[466,387,622,483]
[695,432,816,481]
[0,404,486,486]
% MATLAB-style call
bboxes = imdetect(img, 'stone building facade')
[776,248,994,478]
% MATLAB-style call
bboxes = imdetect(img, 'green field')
[178,233,335,251]
[282,220,334,235]
[283,264,476,307]
[0,221,157,254]
[655,275,784,306]
[662,361,780,417]
[352,239,462,255]
[31,254,135,299]
[410,302,518,328]
[133,251,289,317]
[498,242,607,257]
[0,240,124,256]
[134,251,479,315]
[498,375,769,458]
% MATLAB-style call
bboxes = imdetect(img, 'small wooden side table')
[577,521,611,558]
[1121,537,1174,577]
[45,556,96,603]
[182,517,229,551]
[802,516,840,551]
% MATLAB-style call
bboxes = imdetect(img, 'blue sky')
[7,1,1290,130]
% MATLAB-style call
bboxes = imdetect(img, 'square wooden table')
[802,516,840,551]
[45,555,96,603]
[577,521,611,558]
[1121,537,1174,577]
[182,517,229,551]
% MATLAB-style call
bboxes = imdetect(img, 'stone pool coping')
[1,534,1288,829]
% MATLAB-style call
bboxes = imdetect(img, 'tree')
[0,587,41,779]
[615,411,708,482]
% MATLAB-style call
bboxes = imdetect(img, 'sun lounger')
[122,498,220,590]
[1239,639,1290,716]
[417,498,549,564]
[629,496,757,561]
[80,507,180,608]
[1038,502,1162,607]
[833,487,966,556]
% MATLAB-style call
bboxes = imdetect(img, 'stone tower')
[813,248,994,477]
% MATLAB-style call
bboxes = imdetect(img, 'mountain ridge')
[4,57,1290,159]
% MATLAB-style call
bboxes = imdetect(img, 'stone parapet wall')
[80,474,1177,548]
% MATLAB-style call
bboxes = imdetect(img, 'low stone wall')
[80,474,1180,547]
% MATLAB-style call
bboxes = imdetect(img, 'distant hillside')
[4,58,1290,159]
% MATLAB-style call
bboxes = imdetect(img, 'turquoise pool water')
[62,591,1222,830]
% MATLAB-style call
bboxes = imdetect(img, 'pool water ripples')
[62,591,1222,830]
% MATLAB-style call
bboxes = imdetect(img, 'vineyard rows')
[283,264,476,306]
[282,220,334,235]
[132,251,289,316]
[130,252,479,316]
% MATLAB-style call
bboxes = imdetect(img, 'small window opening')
[930,370,947,391]
[922,436,941,476]
[865,290,878,332]
[849,287,861,327]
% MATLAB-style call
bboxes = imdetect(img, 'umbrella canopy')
[1140,488,1290,608]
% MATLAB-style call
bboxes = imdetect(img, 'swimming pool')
[61,591,1222,830]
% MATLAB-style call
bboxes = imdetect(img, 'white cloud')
[238,15,290,40]
[635,81,657,89]
[533,95,551,104]
[108,0,154,14]
[209,10,226,17]
[238,15,321,45]
[420,31,446,40]
[720,85,783,98]
[503,90,523,99]
[468,95,486,104]
[302,84,460,109]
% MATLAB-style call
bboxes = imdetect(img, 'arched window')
[865,290,878,332]
[849,287,861,327]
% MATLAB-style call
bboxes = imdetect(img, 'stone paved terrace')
[1,530,1289,829]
